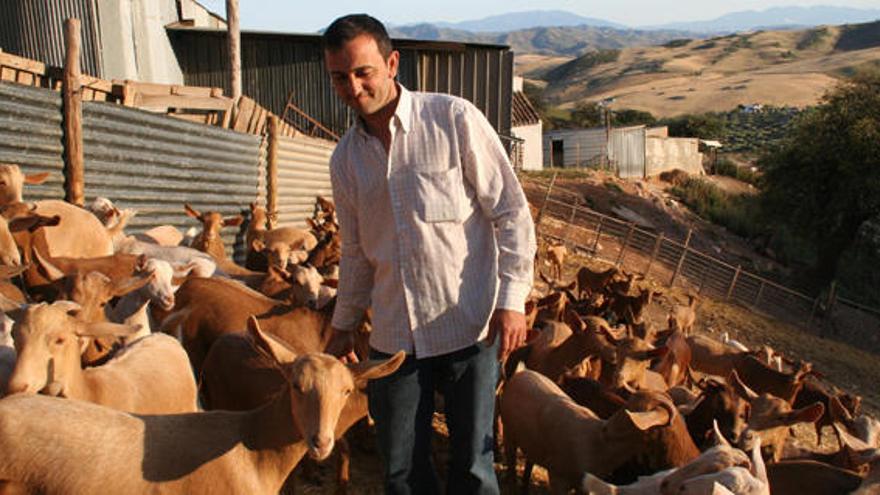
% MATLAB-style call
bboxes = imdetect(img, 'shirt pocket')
[413,167,465,223]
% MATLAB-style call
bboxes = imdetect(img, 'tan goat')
[501,369,679,493]
[0,346,404,494]
[6,302,198,414]
[545,240,567,280]
[0,163,49,205]
[668,294,698,334]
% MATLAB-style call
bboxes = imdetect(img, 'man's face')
[325,34,399,116]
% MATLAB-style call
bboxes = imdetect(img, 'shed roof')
[511,91,541,127]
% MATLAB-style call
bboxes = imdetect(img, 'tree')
[759,73,880,284]
[661,113,725,139]
[570,101,603,128]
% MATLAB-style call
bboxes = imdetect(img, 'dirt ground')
[292,170,877,493]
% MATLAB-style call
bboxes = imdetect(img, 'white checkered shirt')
[329,85,536,358]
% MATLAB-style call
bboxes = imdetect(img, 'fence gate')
[610,126,646,179]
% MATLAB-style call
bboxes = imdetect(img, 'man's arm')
[456,100,536,360]
[328,152,375,357]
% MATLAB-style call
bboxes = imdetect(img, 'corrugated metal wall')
[167,28,513,138]
[82,101,264,262]
[609,126,647,179]
[274,134,335,228]
[0,0,103,77]
[0,82,66,202]
[542,127,607,168]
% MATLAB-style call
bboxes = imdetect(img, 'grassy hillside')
[533,21,880,117]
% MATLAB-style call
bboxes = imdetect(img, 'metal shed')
[166,27,513,138]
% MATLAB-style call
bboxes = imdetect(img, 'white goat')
[6,302,197,414]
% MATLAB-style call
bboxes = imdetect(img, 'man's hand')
[487,308,528,362]
[326,328,359,363]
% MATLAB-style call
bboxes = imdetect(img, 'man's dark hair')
[322,14,393,59]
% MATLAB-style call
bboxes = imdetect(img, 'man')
[322,14,535,495]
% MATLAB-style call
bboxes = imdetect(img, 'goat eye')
[53,337,65,345]
[344,388,352,396]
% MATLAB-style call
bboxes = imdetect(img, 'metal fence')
[82,100,264,262]
[530,176,880,337]
[273,133,334,228]
[1,82,335,262]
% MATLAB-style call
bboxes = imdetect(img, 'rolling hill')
[533,20,880,117]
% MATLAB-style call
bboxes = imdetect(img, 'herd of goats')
[0,162,874,494]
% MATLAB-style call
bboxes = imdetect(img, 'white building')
[510,76,543,171]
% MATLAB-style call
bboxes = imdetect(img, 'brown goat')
[575,265,619,299]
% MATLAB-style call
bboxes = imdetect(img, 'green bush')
[670,177,763,238]
[663,39,692,48]
[715,158,760,185]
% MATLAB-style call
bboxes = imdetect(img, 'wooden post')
[534,172,557,228]
[669,228,692,287]
[590,216,604,257]
[563,199,578,244]
[226,0,242,100]
[725,265,741,301]
[643,232,663,277]
[754,281,766,306]
[266,116,279,229]
[616,222,636,266]
[62,18,84,207]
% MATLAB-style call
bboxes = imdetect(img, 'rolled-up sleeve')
[456,101,536,313]
[329,151,376,331]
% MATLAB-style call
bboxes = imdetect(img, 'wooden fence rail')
[529,177,880,330]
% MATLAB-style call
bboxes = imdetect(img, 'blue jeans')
[368,340,500,495]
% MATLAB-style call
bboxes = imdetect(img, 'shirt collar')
[354,83,412,139]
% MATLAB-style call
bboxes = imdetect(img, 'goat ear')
[785,402,825,425]
[729,370,759,401]
[23,172,50,185]
[183,203,202,220]
[246,316,296,364]
[32,247,66,281]
[711,419,732,447]
[562,307,585,333]
[136,254,149,272]
[112,273,155,298]
[624,408,671,431]
[634,346,668,361]
[9,214,60,233]
[829,395,854,423]
[349,350,406,387]
[223,215,244,227]
[76,321,141,338]
[0,292,22,314]
[0,264,27,280]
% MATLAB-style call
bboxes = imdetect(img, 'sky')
[196,1,880,33]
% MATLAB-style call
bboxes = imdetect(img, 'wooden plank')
[227,0,242,99]
[0,52,46,74]
[137,94,234,111]
[233,97,256,132]
[267,116,279,229]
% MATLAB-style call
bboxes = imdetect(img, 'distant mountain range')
[426,10,627,32]
[392,6,880,39]
[646,6,880,33]
[388,24,693,56]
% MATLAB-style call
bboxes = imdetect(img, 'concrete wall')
[645,137,704,177]
[96,0,223,84]
[512,122,543,171]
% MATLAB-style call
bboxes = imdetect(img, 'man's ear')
[387,50,400,80]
